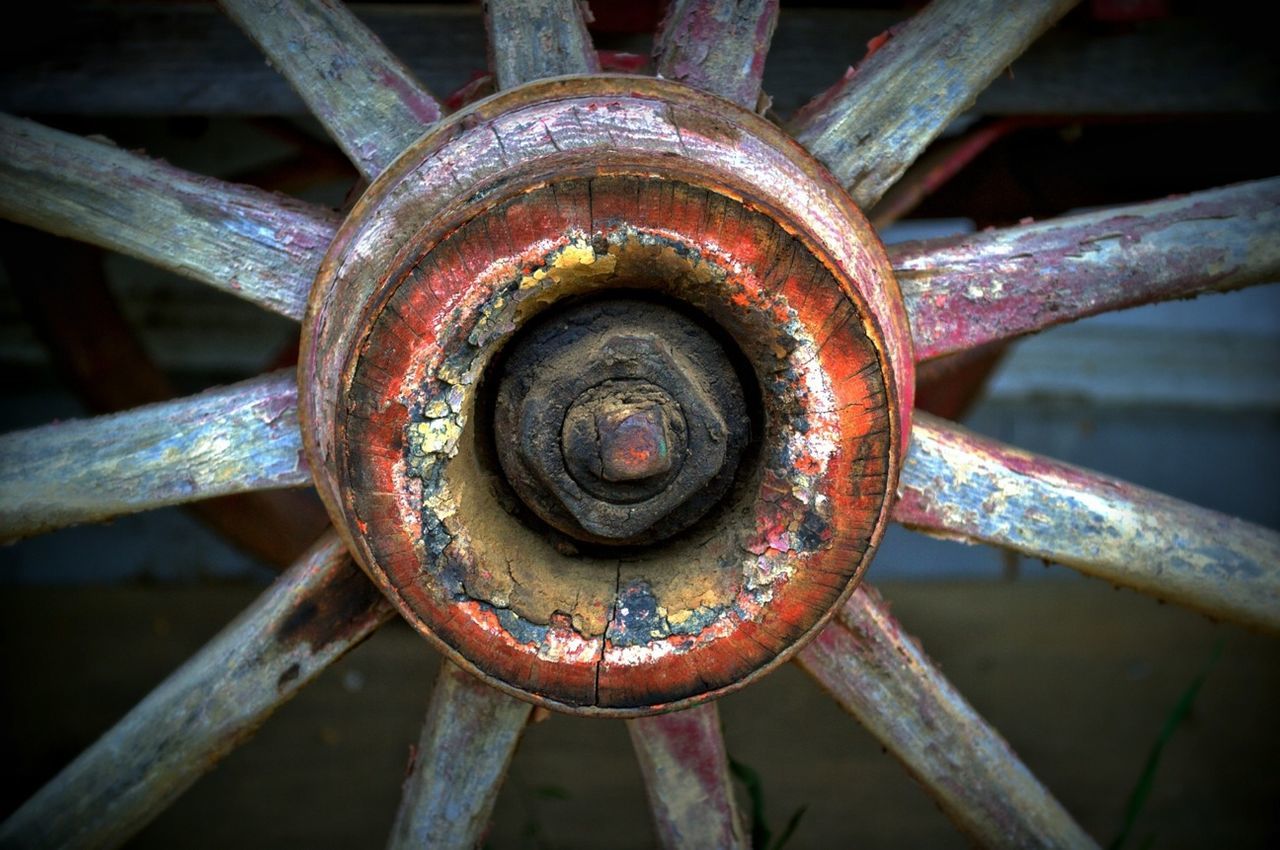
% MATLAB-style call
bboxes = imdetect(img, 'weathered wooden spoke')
[627,703,747,849]
[0,114,333,320]
[484,0,599,91]
[792,0,1077,209]
[0,534,394,849]
[0,371,310,542]
[895,414,1280,633]
[654,0,779,110]
[387,663,532,849]
[219,0,442,180]
[896,177,1280,362]
[799,584,1097,849]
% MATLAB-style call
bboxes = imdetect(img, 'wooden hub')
[300,77,914,716]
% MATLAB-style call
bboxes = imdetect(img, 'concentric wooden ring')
[300,77,913,716]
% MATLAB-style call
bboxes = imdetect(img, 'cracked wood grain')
[0,114,334,320]
[0,370,311,541]
[0,533,394,850]
[627,702,747,850]
[799,583,1097,849]
[894,177,1280,362]
[654,0,779,110]
[386,663,532,850]
[219,0,442,179]
[894,414,1280,633]
[485,0,598,91]
[792,0,1077,209]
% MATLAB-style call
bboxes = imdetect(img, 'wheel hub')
[299,76,913,715]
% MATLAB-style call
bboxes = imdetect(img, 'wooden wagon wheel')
[1,0,1277,846]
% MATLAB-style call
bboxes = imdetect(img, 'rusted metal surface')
[386,662,532,849]
[300,78,910,715]
[493,298,748,545]
[627,702,747,849]
[791,0,1077,209]
[895,414,1280,633]
[0,114,334,320]
[0,533,394,850]
[0,371,311,542]
[798,584,1097,849]
[653,0,778,110]
[484,0,599,91]
[894,177,1280,362]
[219,0,441,180]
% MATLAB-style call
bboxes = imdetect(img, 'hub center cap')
[299,77,913,716]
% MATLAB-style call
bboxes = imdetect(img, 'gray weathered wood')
[894,414,1280,633]
[895,177,1280,362]
[798,583,1098,849]
[0,370,310,542]
[386,663,532,849]
[0,533,395,850]
[0,114,334,320]
[792,0,1077,209]
[219,0,441,180]
[485,0,598,91]
[3,7,1273,118]
[627,702,748,850]
[654,0,778,110]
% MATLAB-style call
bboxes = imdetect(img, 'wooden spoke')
[484,0,599,91]
[654,0,779,110]
[387,663,532,849]
[627,703,747,850]
[0,114,333,320]
[0,371,310,542]
[0,533,394,849]
[791,0,1076,209]
[895,177,1280,362]
[218,0,442,180]
[799,584,1097,849]
[895,414,1280,633]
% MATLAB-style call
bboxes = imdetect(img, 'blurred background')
[1,1,1277,847]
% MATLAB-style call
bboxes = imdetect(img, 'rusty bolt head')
[597,406,672,481]
[493,299,748,545]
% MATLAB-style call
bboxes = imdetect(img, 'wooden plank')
[0,114,334,321]
[791,0,1077,208]
[798,583,1098,849]
[0,533,395,850]
[219,0,441,180]
[386,663,532,849]
[894,177,1280,362]
[627,703,748,849]
[894,413,1280,633]
[0,371,311,542]
[1,6,1274,118]
[485,0,598,90]
[654,0,778,110]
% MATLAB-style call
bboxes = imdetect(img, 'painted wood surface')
[0,533,395,850]
[792,0,1077,209]
[653,0,778,110]
[0,371,311,542]
[386,662,532,849]
[894,414,1280,633]
[799,583,1097,849]
[219,0,441,180]
[0,114,333,320]
[627,702,747,849]
[894,178,1280,362]
[5,6,1274,118]
[484,0,598,91]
